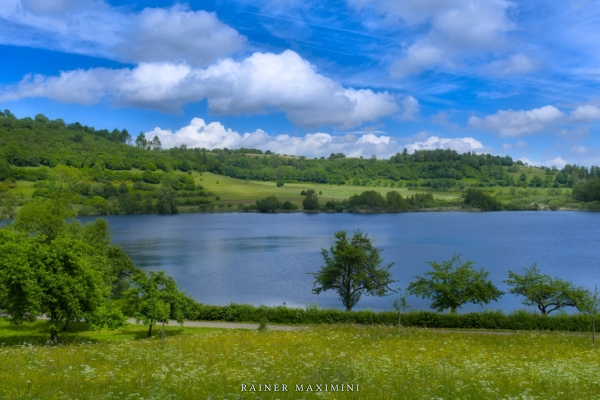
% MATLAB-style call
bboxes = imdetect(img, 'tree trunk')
[50,328,58,344]
[63,320,70,331]
[161,321,165,345]
[147,323,153,337]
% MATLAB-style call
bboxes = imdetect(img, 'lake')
[80,212,600,313]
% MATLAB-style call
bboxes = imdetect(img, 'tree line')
[4,109,600,191]
[310,230,598,342]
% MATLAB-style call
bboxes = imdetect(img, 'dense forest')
[2,110,600,215]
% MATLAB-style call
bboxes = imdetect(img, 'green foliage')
[14,199,76,240]
[310,230,395,311]
[188,303,594,332]
[577,286,599,345]
[85,302,128,330]
[0,157,10,181]
[463,188,503,211]
[0,229,109,343]
[302,189,319,210]
[155,186,178,214]
[505,264,586,315]
[572,178,600,202]
[408,254,504,314]
[256,195,282,212]
[282,200,299,210]
[125,270,193,337]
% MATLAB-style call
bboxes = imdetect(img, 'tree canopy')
[309,230,396,311]
[504,264,585,315]
[125,270,193,338]
[408,254,503,314]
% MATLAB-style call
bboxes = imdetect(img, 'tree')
[302,189,320,210]
[463,188,503,211]
[408,254,503,314]
[156,187,178,214]
[0,229,109,343]
[309,230,396,311]
[125,270,192,340]
[393,287,410,334]
[504,264,586,315]
[256,196,281,212]
[135,133,148,149]
[577,286,599,346]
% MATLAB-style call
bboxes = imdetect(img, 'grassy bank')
[0,322,598,399]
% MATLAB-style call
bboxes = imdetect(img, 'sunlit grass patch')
[1,323,599,399]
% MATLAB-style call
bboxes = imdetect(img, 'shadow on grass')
[0,319,193,347]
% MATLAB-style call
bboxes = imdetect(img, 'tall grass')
[1,324,599,399]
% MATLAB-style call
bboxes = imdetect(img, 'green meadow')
[1,320,599,399]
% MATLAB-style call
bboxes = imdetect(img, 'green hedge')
[186,303,593,332]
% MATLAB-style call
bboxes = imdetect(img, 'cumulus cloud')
[468,105,565,137]
[0,2,245,66]
[482,53,542,76]
[350,0,516,77]
[144,118,490,158]
[115,5,246,67]
[0,50,399,129]
[568,105,600,123]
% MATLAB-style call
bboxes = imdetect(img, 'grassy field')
[194,171,462,206]
[1,320,599,399]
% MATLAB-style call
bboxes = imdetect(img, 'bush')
[187,304,594,332]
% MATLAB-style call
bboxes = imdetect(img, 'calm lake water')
[79,212,600,313]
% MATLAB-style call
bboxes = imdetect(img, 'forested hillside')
[2,110,600,214]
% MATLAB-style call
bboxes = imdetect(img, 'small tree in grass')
[408,254,503,314]
[504,264,585,315]
[309,230,396,311]
[393,287,410,335]
[577,286,599,346]
[126,270,191,341]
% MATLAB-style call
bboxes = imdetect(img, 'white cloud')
[0,2,245,66]
[503,143,512,151]
[0,50,399,129]
[482,53,542,76]
[351,0,516,77]
[145,118,490,158]
[571,145,588,154]
[568,105,600,123]
[21,0,107,15]
[399,96,420,121]
[516,140,528,148]
[468,105,565,137]
[114,5,246,67]
[545,157,567,168]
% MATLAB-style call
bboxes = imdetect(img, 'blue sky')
[1,0,600,166]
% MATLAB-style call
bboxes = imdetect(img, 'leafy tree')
[302,189,320,210]
[463,188,503,211]
[572,179,600,202]
[577,286,599,346]
[504,264,586,315]
[0,229,109,343]
[14,199,76,241]
[135,133,148,149]
[408,254,503,314]
[256,195,282,212]
[156,187,178,214]
[125,270,192,340]
[309,230,396,311]
[282,201,299,210]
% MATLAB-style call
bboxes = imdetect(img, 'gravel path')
[134,319,308,331]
